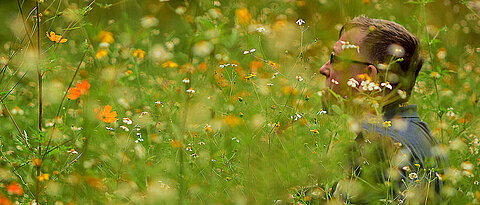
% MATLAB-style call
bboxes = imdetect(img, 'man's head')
[319,16,423,107]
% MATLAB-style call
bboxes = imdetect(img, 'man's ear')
[367,65,378,81]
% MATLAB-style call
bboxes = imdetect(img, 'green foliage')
[0,0,479,204]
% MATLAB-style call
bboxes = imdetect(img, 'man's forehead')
[333,28,367,53]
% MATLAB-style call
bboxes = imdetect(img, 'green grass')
[0,0,479,204]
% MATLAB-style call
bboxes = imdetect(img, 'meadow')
[0,0,479,204]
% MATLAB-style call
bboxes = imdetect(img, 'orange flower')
[170,140,184,149]
[6,182,23,195]
[162,61,178,68]
[67,80,91,100]
[95,49,108,59]
[0,195,11,205]
[235,8,252,25]
[46,31,67,43]
[94,105,117,123]
[133,49,146,59]
[95,31,114,44]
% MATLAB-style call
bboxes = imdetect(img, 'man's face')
[319,29,374,97]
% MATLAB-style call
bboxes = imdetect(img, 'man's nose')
[319,61,330,77]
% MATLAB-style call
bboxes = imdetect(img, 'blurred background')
[0,0,479,204]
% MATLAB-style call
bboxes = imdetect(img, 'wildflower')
[192,40,214,57]
[243,48,256,55]
[37,173,50,182]
[446,107,454,117]
[162,61,178,68]
[414,163,421,168]
[170,140,184,149]
[340,41,360,53]
[0,195,11,205]
[331,79,339,85]
[367,82,380,91]
[296,18,306,26]
[273,122,280,128]
[356,73,372,81]
[67,80,91,100]
[135,137,144,143]
[120,125,129,131]
[186,146,192,151]
[232,137,240,143]
[408,172,418,180]
[204,124,213,132]
[198,141,205,145]
[11,106,24,115]
[296,75,304,82]
[380,81,393,90]
[122,117,133,125]
[96,31,114,44]
[224,115,241,127]
[191,153,198,158]
[186,88,196,94]
[347,78,359,87]
[182,78,190,84]
[94,105,118,123]
[461,161,473,171]
[256,27,266,33]
[430,72,440,79]
[291,113,302,121]
[133,49,146,59]
[268,61,276,68]
[397,89,407,99]
[67,148,78,154]
[382,120,392,128]
[33,158,42,167]
[105,126,114,131]
[95,49,108,59]
[46,31,67,43]
[245,73,256,80]
[235,8,252,25]
[7,182,23,195]
[402,166,411,171]
[387,44,405,58]
[317,110,327,115]
[141,15,159,28]
[272,72,279,78]
[310,129,319,134]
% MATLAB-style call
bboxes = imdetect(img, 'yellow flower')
[235,8,252,25]
[357,73,372,81]
[244,73,256,80]
[268,61,276,68]
[133,49,146,59]
[162,61,178,68]
[96,31,114,44]
[46,31,67,43]
[95,49,108,59]
[382,120,392,128]
[310,129,319,134]
[430,72,440,79]
[37,173,50,182]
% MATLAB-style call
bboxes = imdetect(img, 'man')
[315,16,445,204]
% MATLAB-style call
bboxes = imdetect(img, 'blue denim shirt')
[360,104,446,197]
[362,104,441,166]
